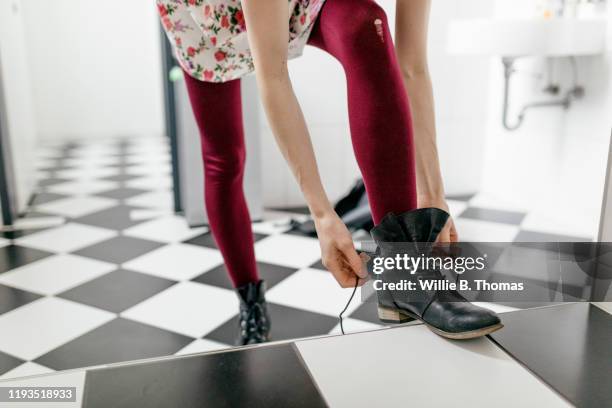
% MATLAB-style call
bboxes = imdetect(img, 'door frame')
[0,55,16,226]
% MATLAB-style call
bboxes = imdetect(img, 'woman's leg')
[307,0,417,224]
[183,73,258,288]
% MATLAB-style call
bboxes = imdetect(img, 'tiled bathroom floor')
[0,136,592,379]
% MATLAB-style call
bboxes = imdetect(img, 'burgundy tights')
[183,0,417,287]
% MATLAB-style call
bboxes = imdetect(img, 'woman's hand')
[419,198,459,243]
[439,216,458,243]
[314,212,368,288]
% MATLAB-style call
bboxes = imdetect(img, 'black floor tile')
[514,230,592,242]
[269,206,311,215]
[184,232,267,249]
[446,193,475,202]
[286,228,317,238]
[30,192,70,206]
[95,187,148,200]
[104,162,138,170]
[74,205,148,231]
[310,259,325,270]
[192,262,296,290]
[0,229,49,240]
[490,303,612,408]
[59,270,176,313]
[0,351,24,376]
[459,206,526,225]
[73,236,163,264]
[82,343,326,408]
[348,299,381,325]
[182,232,216,249]
[204,303,338,344]
[35,318,193,371]
[0,245,53,274]
[0,284,42,315]
[100,174,141,183]
[38,177,70,188]
[37,165,75,173]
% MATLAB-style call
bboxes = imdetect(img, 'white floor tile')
[520,211,594,240]
[12,217,65,231]
[447,199,469,218]
[35,158,61,170]
[62,156,121,168]
[296,325,571,408]
[0,255,115,295]
[472,302,520,314]
[125,163,171,177]
[254,234,321,268]
[35,196,118,218]
[251,220,292,235]
[593,302,612,316]
[35,170,51,181]
[0,237,9,248]
[267,268,362,317]
[126,191,174,211]
[124,153,170,165]
[454,218,520,242]
[0,362,54,380]
[174,339,230,356]
[123,215,207,243]
[15,223,117,253]
[468,192,529,213]
[122,243,223,281]
[36,148,64,160]
[125,176,172,191]
[53,168,120,182]
[327,318,383,335]
[129,209,173,221]
[0,298,114,360]
[69,147,121,159]
[124,145,169,156]
[121,281,238,338]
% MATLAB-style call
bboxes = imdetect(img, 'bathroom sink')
[447,18,607,58]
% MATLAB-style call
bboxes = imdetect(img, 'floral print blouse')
[157,0,326,83]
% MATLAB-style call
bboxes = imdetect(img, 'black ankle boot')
[370,208,503,339]
[235,280,271,345]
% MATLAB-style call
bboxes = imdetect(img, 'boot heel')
[378,306,414,323]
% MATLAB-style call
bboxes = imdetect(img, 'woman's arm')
[241,0,366,286]
[395,0,458,242]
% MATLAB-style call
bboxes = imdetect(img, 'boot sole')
[378,306,503,340]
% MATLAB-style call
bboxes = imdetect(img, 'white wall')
[259,0,492,208]
[20,0,165,142]
[478,0,612,239]
[0,0,37,213]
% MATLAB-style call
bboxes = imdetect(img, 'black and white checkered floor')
[0,136,592,380]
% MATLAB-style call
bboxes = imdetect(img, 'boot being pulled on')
[370,208,503,339]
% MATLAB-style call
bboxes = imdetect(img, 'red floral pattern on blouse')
[157,0,325,83]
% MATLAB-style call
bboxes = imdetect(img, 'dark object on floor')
[370,208,502,339]
[83,344,327,408]
[335,179,367,217]
[236,280,271,345]
[490,303,612,408]
[289,179,374,237]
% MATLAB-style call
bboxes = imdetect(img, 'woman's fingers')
[449,219,459,242]
[323,252,350,287]
[340,242,367,279]
[324,248,369,287]
[436,225,451,243]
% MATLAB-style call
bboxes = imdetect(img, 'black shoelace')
[338,276,359,335]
